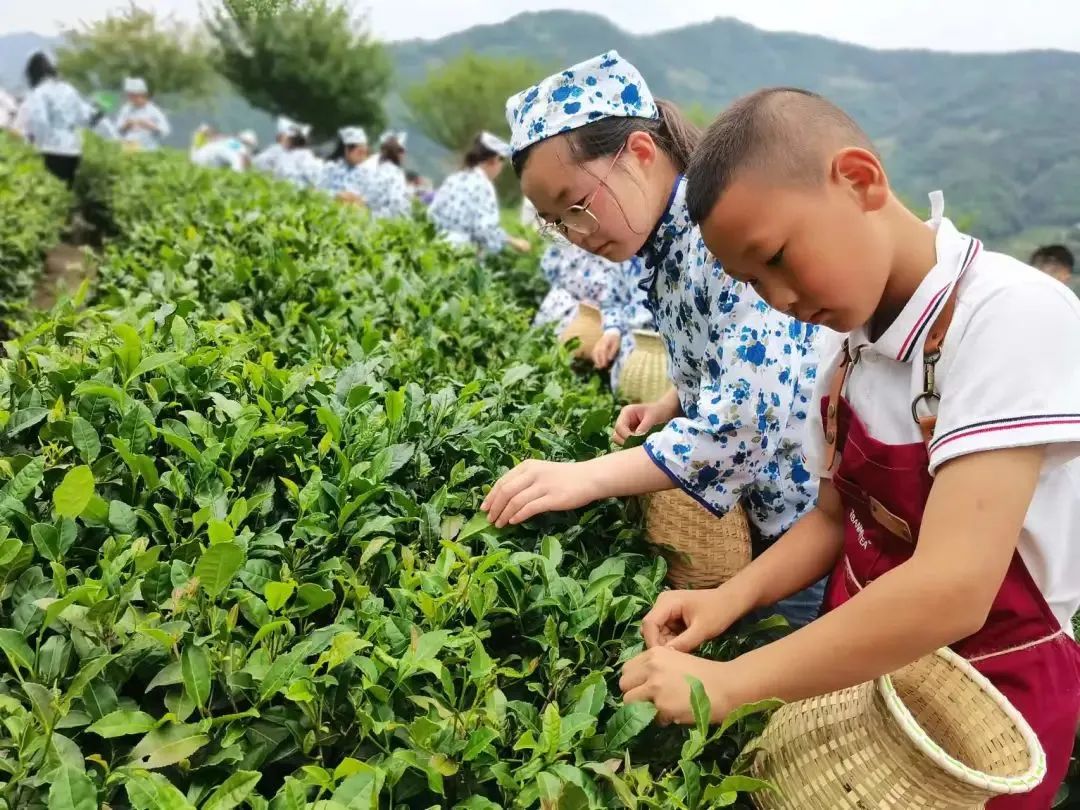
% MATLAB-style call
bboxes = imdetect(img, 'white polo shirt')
[806,202,1080,632]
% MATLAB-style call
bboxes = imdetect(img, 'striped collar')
[851,216,981,363]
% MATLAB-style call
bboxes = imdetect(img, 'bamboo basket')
[558,303,603,360]
[643,489,752,588]
[618,330,675,404]
[749,646,1046,809]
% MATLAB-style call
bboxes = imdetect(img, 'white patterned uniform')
[115,101,170,151]
[365,159,411,220]
[253,143,287,174]
[191,138,248,172]
[533,241,614,334]
[319,160,377,200]
[640,177,821,542]
[600,256,656,388]
[273,148,325,190]
[19,78,93,156]
[428,167,508,253]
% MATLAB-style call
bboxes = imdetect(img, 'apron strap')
[824,340,855,472]
[912,278,963,446]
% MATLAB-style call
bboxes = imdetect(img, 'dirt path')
[32,244,96,310]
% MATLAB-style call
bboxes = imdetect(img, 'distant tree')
[682,102,717,131]
[56,3,217,99]
[405,52,547,203]
[206,0,391,140]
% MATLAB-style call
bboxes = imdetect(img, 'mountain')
[3,11,1080,249]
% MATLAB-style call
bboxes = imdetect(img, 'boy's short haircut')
[686,87,878,225]
[1030,244,1075,272]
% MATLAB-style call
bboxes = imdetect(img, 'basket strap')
[824,340,854,472]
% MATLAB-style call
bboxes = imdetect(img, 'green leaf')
[7,407,49,436]
[207,519,234,544]
[2,455,44,501]
[109,500,138,535]
[264,580,295,612]
[47,765,96,810]
[541,703,561,759]
[195,542,244,599]
[688,676,711,739]
[269,779,308,810]
[147,661,183,691]
[53,466,95,519]
[716,698,785,738]
[130,351,183,380]
[130,722,210,769]
[699,787,738,807]
[124,770,196,810]
[113,322,142,378]
[71,417,101,463]
[181,644,212,709]
[294,583,335,616]
[458,512,492,542]
[0,628,34,671]
[384,389,406,428]
[32,523,61,562]
[298,469,322,513]
[87,709,157,738]
[500,363,535,388]
[202,770,261,810]
[462,727,499,762]
[716,775,777,793]
[63,654,118,710]
[604,702,657,750]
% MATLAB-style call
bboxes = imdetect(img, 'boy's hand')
[481,460,601,527]
[641,587,748,652]
[620,647,733,725]
[591,331,621,369]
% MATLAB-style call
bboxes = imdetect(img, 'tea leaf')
[53,466,95,519]
[196,542,244,599]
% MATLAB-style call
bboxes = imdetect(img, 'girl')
[272,123,325,190]
[428,131,530,254]
[592,255,656,392]
[253,117,296,175]
[364,131,411,221]
[320,126,375,205]
[482,51,823,627]
[625,87,1080,807]
[17,52,94,187]
[115,77,170,152]
[533,239,616,334]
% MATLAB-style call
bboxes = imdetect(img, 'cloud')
[5,0,1080,52]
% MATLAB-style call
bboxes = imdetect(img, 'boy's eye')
[765,247,785,267]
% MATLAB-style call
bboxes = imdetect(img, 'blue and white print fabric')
[252,143,286,174]
[427,168,507,253]
[533,241,614,334]
[600,256,655,388]
[20,78,94,156]
[365,160,412,220]
[319,160,377,199]
[640,176,821,540]
[272,148,325,190]
[505,50,658,155]
[115,101,170,151]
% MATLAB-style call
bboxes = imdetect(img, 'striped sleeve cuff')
[928,412,1080,473]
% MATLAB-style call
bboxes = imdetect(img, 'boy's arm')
[722,444,1042,706]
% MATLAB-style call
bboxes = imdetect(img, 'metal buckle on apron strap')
[910,347,941,425]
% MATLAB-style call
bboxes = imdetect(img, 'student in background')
[320,126,374,204]
[115,77,170,151]
[272,122,324,190]
[191,130,258,172]
[253,116,296,174]
[1030,244,1075,288]
[17,51,94,186]
[593,255,657,390]
[365,131,412,220]
[428,131,530,254]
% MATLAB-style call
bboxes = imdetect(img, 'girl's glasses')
[537,142,626,239]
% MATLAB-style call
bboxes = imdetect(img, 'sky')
[3,0,1080,53]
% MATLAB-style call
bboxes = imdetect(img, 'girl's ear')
[626,130,658,170]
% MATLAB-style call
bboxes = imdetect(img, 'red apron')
[821,275,1080,808]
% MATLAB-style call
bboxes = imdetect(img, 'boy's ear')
[831,147,889,213]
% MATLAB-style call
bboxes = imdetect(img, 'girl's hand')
[509,236,531,253]
[481,460,601,527]
[620,647,734,725]
[591,332,621,369]
[613,395,679,445]
[641,586,751,651]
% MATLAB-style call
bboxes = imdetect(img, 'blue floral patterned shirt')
[21,78,93,156]
[320,159,377,200]
[600,256,656,388]
[253,143,286,174]
[640,176,820,540]
[365,160,412,220]
[533,241,615,334]
[115,101,171,151]
[272,148,326,190]
[428,168,507,253]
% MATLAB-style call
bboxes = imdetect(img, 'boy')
[619,87,1080,808]
[1030,243,1075,287]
